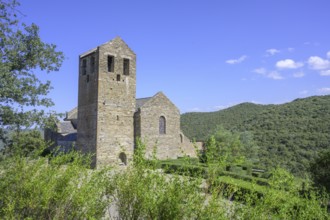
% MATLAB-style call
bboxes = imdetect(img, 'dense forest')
[181,95,330,176]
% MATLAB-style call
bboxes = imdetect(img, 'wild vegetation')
[181,95,330,176]
[1,138,329,219]
[0,0,64,148]
[0,0,329,218]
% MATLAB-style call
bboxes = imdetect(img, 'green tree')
[239,131,259,163]
[0,0,64,145]
[310,149,330,193]
[269,167,295,190]
[204,127,245,165]
[5,129,47,157]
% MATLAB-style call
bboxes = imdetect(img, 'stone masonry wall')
[76,50,99,166]
[76,37,196,167]
[137,92,195,159]
[96,38,136,167]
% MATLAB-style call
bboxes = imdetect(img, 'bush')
[0,151,111,219]
[1,138,328,219]
[109,140,228,219]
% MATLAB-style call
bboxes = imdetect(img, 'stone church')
[46,37,196,167]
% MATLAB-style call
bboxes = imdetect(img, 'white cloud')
[293,72,305,78]
[308,56,330,70]
[266,49,280,56]
[267,71,284,80]
[318,87,330,94]
[226,55,247,64]
[253,68,283,80]
[320,70,330,76]
[253,67,267,75]
[276,59,304,69]
[327,51,330,59]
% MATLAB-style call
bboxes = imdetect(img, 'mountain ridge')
[181,95,330,175]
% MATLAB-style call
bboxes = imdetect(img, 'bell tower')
[77,37,136,167]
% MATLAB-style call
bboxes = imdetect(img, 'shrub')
[0,151,111,219]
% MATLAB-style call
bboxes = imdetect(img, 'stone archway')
[119,152,127,165]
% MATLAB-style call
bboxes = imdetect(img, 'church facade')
[46,37,196,167]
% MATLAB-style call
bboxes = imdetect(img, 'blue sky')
[19,0,330,113]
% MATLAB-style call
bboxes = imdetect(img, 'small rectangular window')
[123,58,129,76]
[82,59,87,75]
[116,74,121,81]
[90,55,95,73]
[108,56,114,72]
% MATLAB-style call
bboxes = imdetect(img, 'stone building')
[46,37,196,167]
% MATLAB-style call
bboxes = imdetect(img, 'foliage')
[1,137,329,219]
[181,95,330,176]
[5,129,46,157]
[0,0,64,146]
[268,167,295,190]
[181,102,266,141]
[154,139,329,219]
[238,184,329,220]
[109,139,228,219]
[310,149,330,193]
[201,127,258,170]
[212,167,329,219]
[0,151,111,219]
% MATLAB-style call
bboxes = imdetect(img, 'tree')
[5,129,47,157]
[204,126,245,165]
[0,0,64,146]
[310,149,330,193]
[239,131,259,164]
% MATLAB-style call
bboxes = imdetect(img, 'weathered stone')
[46,37,196,168]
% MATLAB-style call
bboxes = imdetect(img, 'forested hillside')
[181,95,330,176]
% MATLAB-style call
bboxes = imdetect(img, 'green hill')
[181,95,330,176]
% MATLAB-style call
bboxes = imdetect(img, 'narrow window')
[107,55,114,72]
[180,134,183,143]
[159,116,166,135]
[82,59,87,75]
[116,74,121,81]
[86,75,89,83]
[90,55,95,73]
[117,115,119,121]
[123,58,130,75]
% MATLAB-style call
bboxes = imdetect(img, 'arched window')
[159,116,166,135]
[180,134,183,143]
[119,152,127,165]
